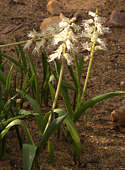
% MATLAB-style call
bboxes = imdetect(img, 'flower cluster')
[24,11,110,65]
[24,24,60,54]
[82,11,110,52]
[48,14,80,65]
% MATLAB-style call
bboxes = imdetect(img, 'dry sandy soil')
[0,0,125,169]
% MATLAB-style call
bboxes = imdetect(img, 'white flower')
[24,39,33,50]
[53,27,77,46]
[96,38,106,48]
[48,53,59,62]
[27,29,40,39]
[63,53,73,65]
[59,14,76,29]
[24,29,42,51]
[32,39,46,54]
[48,44,64,62]
[89,11,96,17]
[95,45,107,51]
[49,15,80,65]
[82,42,92,51]
[82,11,110,52]
[24,24,59,53]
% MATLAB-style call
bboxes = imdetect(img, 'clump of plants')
[0,10,125,170]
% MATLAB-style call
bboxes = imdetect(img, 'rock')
[109,10,125,27]
[111,106,125,127]
[40,16,61,31]
[120,81,125,87]
[47,0,63,15]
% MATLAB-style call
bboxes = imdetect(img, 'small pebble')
[120,81,125,87]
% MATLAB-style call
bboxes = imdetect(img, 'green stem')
[81,40,96,103]
[43,45,65,134]
[52,58,64,110]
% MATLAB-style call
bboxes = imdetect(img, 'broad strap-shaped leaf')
[0,119,34,145]
[54,108,81,156]
[60,86,73,117]
[33,114,66,164]
[0,112,35,130]
[73,91,125,122]
[23,144,37,170]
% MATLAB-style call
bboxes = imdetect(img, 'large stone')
[40,16,61,31]
[47,0,63,15]
[109,10,125,27]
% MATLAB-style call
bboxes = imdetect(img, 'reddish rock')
[109,10,125,27]
[47,0,63,15]
[40,16,61,31]
[111,106,125,127]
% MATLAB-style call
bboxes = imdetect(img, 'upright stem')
[43,44,66,134]
[77,9,98,108]
[52,58,65,110]
[80,40,96,103]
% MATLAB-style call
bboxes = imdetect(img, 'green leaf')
[61,86,73,117]
[0,53,23,70]
[27,55,41,104]
[5,65,14,93]
[33,114,66,164]
[0,60,7,70]
[48,141,54,163]
[61,79,76,91]
[41,111,51,133]
[48,82,56,103]
[17,43,27,71]
[53,61,73,116]
[54,108,81,156]
[67,65,77,90]
[23,144,37,170]
[79,56,84,78]
[0,110,38,131]
[1,119,34,145]
[74,55,83,109]
[0,69,6,84]
[22,72,29,91]
[73,91,125,122]
[17,89,42,114]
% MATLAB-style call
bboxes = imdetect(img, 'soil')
[0,0,125,169]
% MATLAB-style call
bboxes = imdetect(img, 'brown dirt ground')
[0,0,125,169]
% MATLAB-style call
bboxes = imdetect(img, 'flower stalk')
[43,44,66,134]
[0,40,27,48]
[52,57,65,110]
[0,38,42,49]
[81,39,96,102]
